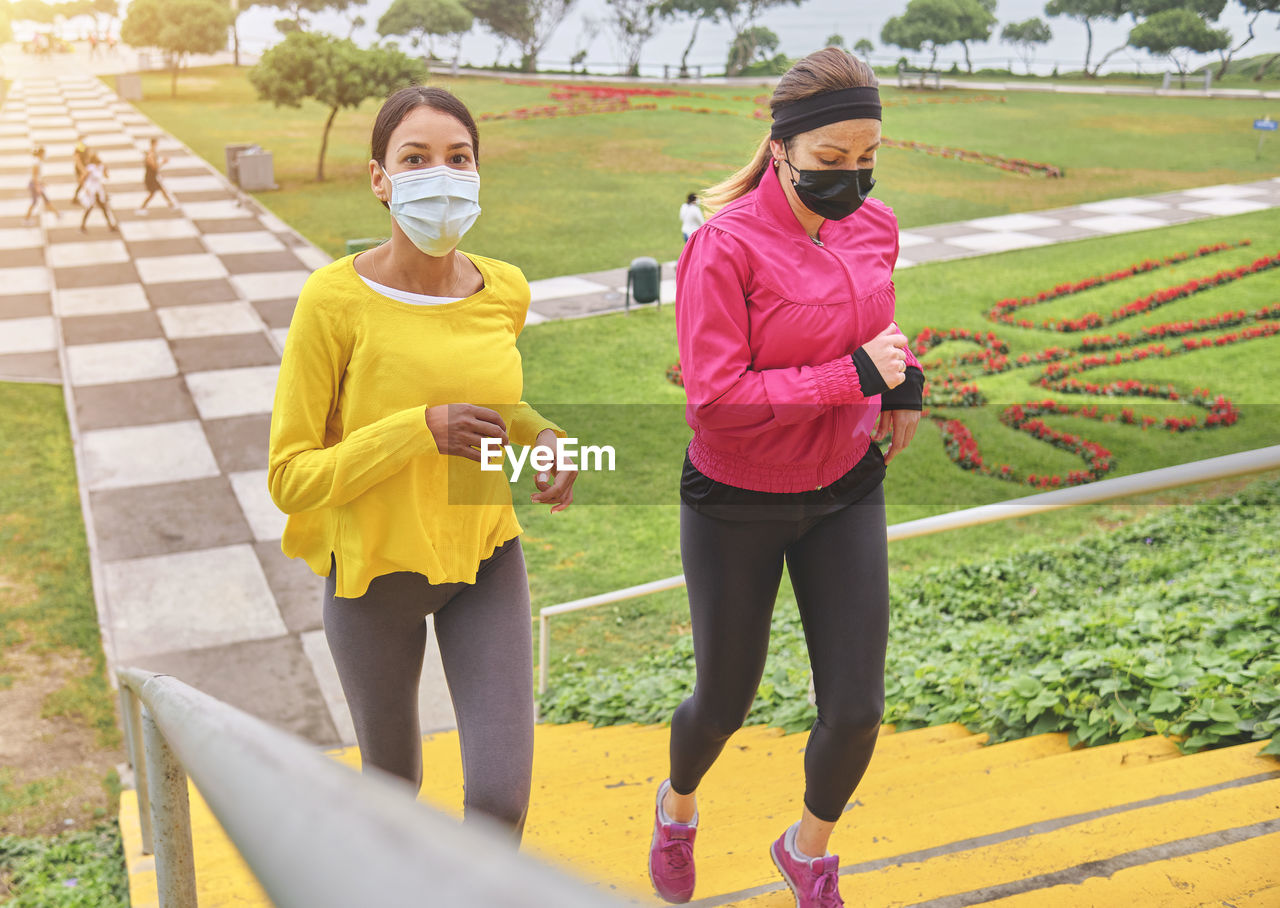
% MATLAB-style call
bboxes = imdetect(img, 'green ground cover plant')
[128,66,1279,278]
[540,478,1280,761]
[0,824,128,907]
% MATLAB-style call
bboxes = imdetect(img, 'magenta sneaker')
[648,779,697,903]
[770,828,844,908]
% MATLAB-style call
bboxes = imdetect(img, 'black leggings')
[668,485,890,823]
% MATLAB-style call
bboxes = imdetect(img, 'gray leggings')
[669,487,890,822]
[323,538,535,838]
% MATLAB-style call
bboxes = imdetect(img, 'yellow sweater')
[267,252,562,598]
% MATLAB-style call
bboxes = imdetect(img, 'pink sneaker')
[648,779,697,903]
[770,828,845,907]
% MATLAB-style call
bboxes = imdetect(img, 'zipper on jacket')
[809,224,862,476]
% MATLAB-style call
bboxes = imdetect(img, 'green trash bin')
[345,237,387,256]
[626,257,661,311]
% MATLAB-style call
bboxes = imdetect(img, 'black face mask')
[784,156,876,221]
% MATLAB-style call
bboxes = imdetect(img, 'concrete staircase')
[119,722,1280,906]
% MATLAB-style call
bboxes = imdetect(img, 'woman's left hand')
[873,409,921,465]
[530,428,577,513]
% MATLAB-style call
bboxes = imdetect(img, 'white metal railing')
[117,667,622,907]
[537,444,1280,693]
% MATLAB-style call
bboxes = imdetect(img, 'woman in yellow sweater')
[268,86,575,839]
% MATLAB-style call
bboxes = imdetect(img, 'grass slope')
[130,66,1280,278]
[513,210,1280,677]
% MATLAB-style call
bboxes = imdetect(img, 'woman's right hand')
[860,324,910,390]
[425,404,509,462]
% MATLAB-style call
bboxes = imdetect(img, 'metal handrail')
[117,667,622,907]
[537,444,1280,693]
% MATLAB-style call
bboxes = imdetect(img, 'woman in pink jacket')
[648,48,922,908]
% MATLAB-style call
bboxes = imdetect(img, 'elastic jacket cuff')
[880,366,924,411]
[851,348,890,398]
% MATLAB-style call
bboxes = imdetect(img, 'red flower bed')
[1026,252,1280,333]
[922,380,985,407]
[1079,302,1280,351]
[880,137,1062,177]
[912,326,1008,354]
[666,361,683,387]
[1040,322,1280,383]
[986,241,1250,324]
[1000,402,1115,481]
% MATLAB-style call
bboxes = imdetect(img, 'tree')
[253,0,338,33]
[569,13,600,72]
[378,0,474,73]
[720,0,801,75]
[726,23,778,74]
[657,0,730,77]
[956,0,998,72]
[1088,0,1229,76]
[468,0,576,72]
[826,31,845,47]
[607,0,662,75]
[250,32,425,180]
[1001,16,1052,72]
[1216,0,1279,76]
[11,0,56,23]
[120,0,233,96]
[881,0,994,71]
[0,2,12,44]
[1128,6,1229,83]
[853,37,874,58]
[1044,0,1126,75]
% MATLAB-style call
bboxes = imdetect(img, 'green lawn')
[130,65,1280,279]
[513,209,1280,679]
[0,382,128,904]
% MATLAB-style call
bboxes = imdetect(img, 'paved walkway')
[2,69,1279,748]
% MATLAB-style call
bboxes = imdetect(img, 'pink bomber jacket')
[675,161,920,494]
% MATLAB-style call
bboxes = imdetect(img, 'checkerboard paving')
[0,73,457,748]
[4,68,1280,749]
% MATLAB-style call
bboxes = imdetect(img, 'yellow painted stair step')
[980,829,1280,908]
[821,776,1280,907]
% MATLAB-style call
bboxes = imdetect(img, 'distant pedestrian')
[680,192,705,243]
[138,137,176,213]
[72,138,90,191]
[75,152,118,232]
[24,147,60,224]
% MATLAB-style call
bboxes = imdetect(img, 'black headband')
[770,86,882,140]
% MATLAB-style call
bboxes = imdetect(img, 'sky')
[226,0,1280,77]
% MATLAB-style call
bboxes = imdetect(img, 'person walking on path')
[71,137,90,189]
[648,47,923,907]
[268,86,577,841]
[679,192,705,243]
[75,151,117,232]
[137,136,176,213]
[24,146,59,223]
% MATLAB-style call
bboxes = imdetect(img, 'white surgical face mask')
[380,163,481,258]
